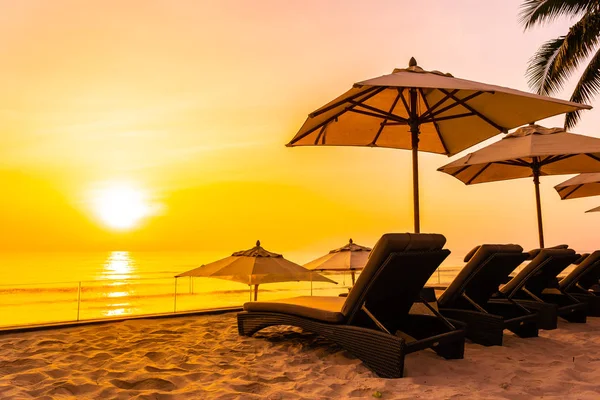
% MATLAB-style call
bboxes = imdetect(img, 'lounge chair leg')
[571,294,600,317]
[562,307,587,323]
[432,339,464,359]
[467,327,503,346]
[525,302,558,330]
[237,311,407,378]
[508,299,558,330]
[439,308,504,346]
[538,293,589,323]
[535,306,557,330]
[507,320,538,338]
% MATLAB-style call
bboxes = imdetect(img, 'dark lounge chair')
[559,251,600,317]
[499,247,587,324]
[237,233,466,378]
[437,244,540,346]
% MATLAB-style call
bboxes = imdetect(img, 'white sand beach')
[1,313,600,399]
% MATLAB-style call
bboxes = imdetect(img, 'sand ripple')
[1,314,600,398]
[111,377,177,391]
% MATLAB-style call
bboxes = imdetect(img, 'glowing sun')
[92,184,152,230]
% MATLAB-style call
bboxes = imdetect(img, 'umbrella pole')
[410,88,421,233]
[254,284,259,301]
[174,277,177,313]
[533,168,545,248]
[351,270,356,286]
[411,137,420,233]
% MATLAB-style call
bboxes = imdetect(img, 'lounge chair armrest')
[438,307,506,346]
[439,307,502,322]
[405,329,465,359]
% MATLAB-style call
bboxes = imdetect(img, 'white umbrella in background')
[176,240,335,301]
[438,125,600,247]
[287,58,590,233]
[304,238,371,285]
[555,173,600,215]
[555,173,600,200]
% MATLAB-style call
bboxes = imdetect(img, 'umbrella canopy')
[304,238,371,271]
[304,239,371,285]
[438,125,600,247]
[555,173,600,200]
[587,206,600,213]
[176,240,335,300]
[287,58,590,233]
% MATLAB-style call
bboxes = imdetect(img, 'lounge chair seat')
[558,251,600,317]
[244,296,345,323]
[500,247,587,324]
[437,244,540,346]
[238,233,466,378]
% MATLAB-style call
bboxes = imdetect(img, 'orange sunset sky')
[0,0,599,256]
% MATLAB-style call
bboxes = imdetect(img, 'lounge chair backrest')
[526,245,568,260]
[438,244,526,308]
[559,251,600,292]
[500,248,578,297]
[342,233,449,325]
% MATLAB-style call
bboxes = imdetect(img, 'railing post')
[76,281,82,321]
[174,277,178,313]
[438,268,441,284]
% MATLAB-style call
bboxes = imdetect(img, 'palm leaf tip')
[526,9,600,97]
[564,48,600,129]
[522,1,600,129]
[526,36,566,95]
[520,0,599,29]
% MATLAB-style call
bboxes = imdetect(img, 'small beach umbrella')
[304,238,371,285]
[287,58,589,233]
[438,125,600,247]
[175,240,335,301]
[555,173,600,200]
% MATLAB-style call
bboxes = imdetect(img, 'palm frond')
[527,36,566,94]
[520,0,598,29]
[564,47,600,128]
[526,10,600,95]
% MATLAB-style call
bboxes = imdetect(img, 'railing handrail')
[0,266,472,328]
[0,275,181,288]
[0,265,463,288]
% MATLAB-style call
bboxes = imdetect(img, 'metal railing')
[0,267,459,329]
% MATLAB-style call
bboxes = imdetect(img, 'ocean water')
[0,251,467,328]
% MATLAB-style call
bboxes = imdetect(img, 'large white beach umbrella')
[176,240,335,301]
[287,58,590,233]
[304,238,371,285]
[555,173,600,200]
[438,125,600,247]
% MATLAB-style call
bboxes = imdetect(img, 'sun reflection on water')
[107,291,128,298]
[102,251,135,280]
[105,308,128,317]
[101,251,136,317]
